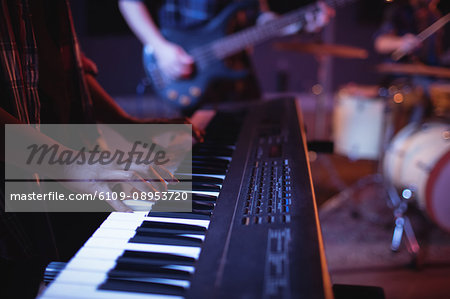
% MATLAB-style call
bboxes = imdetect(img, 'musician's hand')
[163,117,205,143]
[304,2,334,33]
[257,11,303,35]
[153,41,194,79]
[256,2,334,35]
[128,117,205,143]
[60,157,176,212]
[398,33,421,55]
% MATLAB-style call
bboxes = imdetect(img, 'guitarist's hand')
[304,2,335,33]
[154,41,194,79]
[256,1,334,35]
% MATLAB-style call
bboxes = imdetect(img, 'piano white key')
[92,228,136,239]
[98,220,141,230]
[166,189,219,197]
[65,258,116,272]
[137,278,189,289]
[99,216,209,229]
[107,212,147,221]
[104,211,211,228]
[74,247,195,262]
[73,247,124,260]
[143,216,210,228]
[89,224,207,240]
[40,282,182,299]
[123,200,155,211]
[53,269,107,285]
[190,190,219,197]
[180,173,226,180]
[84,237,201,258]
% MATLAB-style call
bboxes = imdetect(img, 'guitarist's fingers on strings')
[304,1,335,33]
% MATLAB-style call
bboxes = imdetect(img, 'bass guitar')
[143,0,354,112]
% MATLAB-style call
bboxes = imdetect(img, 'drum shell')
[334,90,385,160]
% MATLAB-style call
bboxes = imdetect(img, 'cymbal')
[274,41,368,59]
[376,63,450,79]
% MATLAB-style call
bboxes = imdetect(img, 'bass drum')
[384,122,450,232]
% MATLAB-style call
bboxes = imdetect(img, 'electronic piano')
[40,98,333,299]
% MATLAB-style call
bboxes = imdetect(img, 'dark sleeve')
[374,4,397,39]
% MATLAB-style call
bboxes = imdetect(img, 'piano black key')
[176,174,223,185]
[192,201,215,211]
[193,141,235,148]
[119,250,196,266]
[129,233,203,247]
[41,108,253,298]
[178,165,227,175]
[192,193,218,202]
[170,182,221,192]
[99,278,185,296]
[137,221,206,235]
[183,158,230,168]
[109,265,191,280]
[192,151,232,158]
[193,183,221,192]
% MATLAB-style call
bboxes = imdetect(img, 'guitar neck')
[197,0,353,60]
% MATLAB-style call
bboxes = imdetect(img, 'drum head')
[426,151,450,233]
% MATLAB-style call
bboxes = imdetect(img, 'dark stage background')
[69,0,388,97]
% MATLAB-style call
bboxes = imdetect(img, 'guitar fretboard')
[191,0,355,66]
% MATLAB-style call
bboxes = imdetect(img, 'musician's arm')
[374,32,420,54]
[118,0,193,79]
[85,72,204,140]
[374,4,420,56]
[118,0,165,47]
[0,106,175,212]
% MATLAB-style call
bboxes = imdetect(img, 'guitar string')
[153,0,351,91]
[189,0,352,68]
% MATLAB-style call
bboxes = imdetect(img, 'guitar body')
[143,3,252,112]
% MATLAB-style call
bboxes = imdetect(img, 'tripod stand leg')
[403,216,420,257]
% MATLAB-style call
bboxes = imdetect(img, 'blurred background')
[68,1,450,298]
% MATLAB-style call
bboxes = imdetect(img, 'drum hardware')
[274,40,368,140]
[376,63,450,79]
[387,184,420,258]
[324,79,450,266]
[274,41,369,59]
[380,121,450,267]
[384,122,450,231]
[430,83,450,118]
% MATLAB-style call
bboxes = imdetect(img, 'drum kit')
[276,40,450,263]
